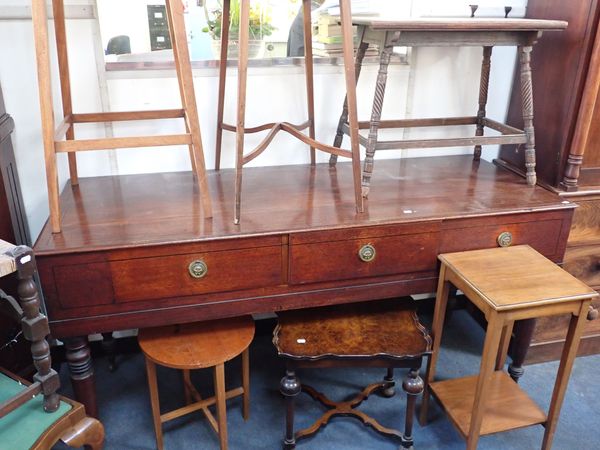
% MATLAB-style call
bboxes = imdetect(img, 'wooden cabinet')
[0,82,32,373]
[498,0,600,362]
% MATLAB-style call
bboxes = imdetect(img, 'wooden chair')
[138,316,255,450]
[31,0,212,234]
[420,245,599,450]
[214,0,364,224]
[273,298,432,449]
[0,240,104,449]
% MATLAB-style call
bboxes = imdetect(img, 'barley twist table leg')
[474,46,493,160]
[519,45,537,186]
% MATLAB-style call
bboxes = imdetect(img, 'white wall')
[0,0,528,241]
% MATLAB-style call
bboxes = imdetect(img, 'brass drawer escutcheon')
[358,244,376,263]
[497,232,513,248]
[188,260,208,279]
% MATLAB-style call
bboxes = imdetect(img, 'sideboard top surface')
[33,155,574,256]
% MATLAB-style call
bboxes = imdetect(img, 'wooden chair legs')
[216,0,363,224]
[31,0,212,233]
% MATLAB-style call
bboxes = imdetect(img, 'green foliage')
[202,0,276,40]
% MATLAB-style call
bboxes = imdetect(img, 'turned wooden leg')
[519,45,537,186]
[101,332,117,372]
[330,27,368,166]
[215,0,231,170]
[381,367,396,398]
[61,416,105,450]
[402,367,424,449]
[65,336,98,418]
[420,264,451,425]
[280,369,301,449]
[508,318,536,382]
[362,38,393,198]
[474,46,492,161]
[11,245,61,413]
[214,363,228,450]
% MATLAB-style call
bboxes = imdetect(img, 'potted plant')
[202,0,276,58]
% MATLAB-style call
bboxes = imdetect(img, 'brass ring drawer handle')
[188,260,208,279]
[497,232,513,248]
[358,244,376,263]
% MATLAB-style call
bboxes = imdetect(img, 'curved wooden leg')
[65,336,97,418]
[61,416,105,450]
[280,369,301,449]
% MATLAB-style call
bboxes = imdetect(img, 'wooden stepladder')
[31,0,212,233]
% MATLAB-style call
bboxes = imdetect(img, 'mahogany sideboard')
[33,155,575,417]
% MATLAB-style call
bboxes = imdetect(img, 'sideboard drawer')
[440,215,567,261]
[289,224,439,285]
[563,244,600,289]
[111,245,283,303]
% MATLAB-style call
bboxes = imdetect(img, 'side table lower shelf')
[430,371,546,437]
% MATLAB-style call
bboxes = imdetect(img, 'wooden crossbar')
[0,382,42,418]
[159,386,244,424]
[71,109,185,123]
[357,116,479,130]
[55,134,192,152]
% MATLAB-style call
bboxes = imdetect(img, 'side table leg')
[466,318,504,450]
[362,39,393,198]
[420,263,451,425]
[65,336,98,418]
[508,318,536,382]
[542,300,591,449]
[402,367,424,449]
[330,27,368,166]
[280,369,301,449]
[474,46,492,160]
[519,45,537,186]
